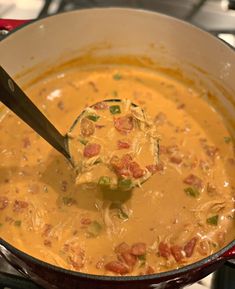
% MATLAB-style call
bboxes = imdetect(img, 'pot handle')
[0,19,30,33]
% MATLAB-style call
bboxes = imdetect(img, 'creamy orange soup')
[0,63,234,276]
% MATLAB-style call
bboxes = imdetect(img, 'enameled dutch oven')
[0,8,235,289]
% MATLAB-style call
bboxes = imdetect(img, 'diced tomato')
[131,243,146,256]
[158,242,171,259]
[184,237,197,258]
[122,154,133,165]
[42,224,52,237]
[205,145,219,158]
[93,102,108,110]
[170,245,184,262]
[110,154,144,179]
[170,156,182,164]
[22,137,31,148]
[0,196,8,210]
[120,252,137,267]
[132,168,144,179]
[183,174,202,189]
[83,143,101,158]
[114,115,133,134]
[146,164,157,174]
[117,140,130,149]
[105,261,129,275]
[146,266,155,274]
[146,163,164,174]
[80,118,95,137]
[110,154,132,177]
[80,218,92,225]
[12,200,28,212]
[129,162,144,179]
[43,239,52,247]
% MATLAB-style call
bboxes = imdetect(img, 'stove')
[0,1,235,289]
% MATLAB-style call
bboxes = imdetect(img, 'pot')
[0,8,234,289]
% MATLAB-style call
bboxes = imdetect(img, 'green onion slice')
[184,187,200,198]
[109,105,121,115]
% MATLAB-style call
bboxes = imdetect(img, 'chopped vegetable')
[14,220,21,227]
[109,105,121,115]
[87,221,102,237]
[184,187,200,198]
[206,215,219,226]
[138,254,146,267]
[0,223,3,227]
[118,178,133,191]
[224,136,232,143]
[78,138,88,145]
[83,143,101,158]
[87,114,100,122]
[62,197,75,206]
[113,73,122,80]
[98,176,110,187]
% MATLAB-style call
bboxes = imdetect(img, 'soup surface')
[0,63,234,276]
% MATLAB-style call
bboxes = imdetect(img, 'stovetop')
[0,1,235,288]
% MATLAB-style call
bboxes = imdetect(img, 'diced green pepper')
[98,176,110,187]
[113,73,122,80]
[224,136,232,143]
[87,114,100,122]
[118,178,133,191]
[184,187,200,198]
[0,223,3,227]
[207,215,219,226]
[62,197,75,206]
[109,105,121,115]
[14,220,21,227]
[138,254,146,267]
[78,138,88,145]
[87,221,102,237]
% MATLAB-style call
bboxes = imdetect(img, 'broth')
[0,64,234,276]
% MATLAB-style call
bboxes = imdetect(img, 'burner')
[229,0,235,9]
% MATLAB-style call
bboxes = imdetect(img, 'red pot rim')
[1,237,235,282]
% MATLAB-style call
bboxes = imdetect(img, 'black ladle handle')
[0,66,70,160]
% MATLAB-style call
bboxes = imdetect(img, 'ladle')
[0,65,72,163]
[0,66,158,189]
